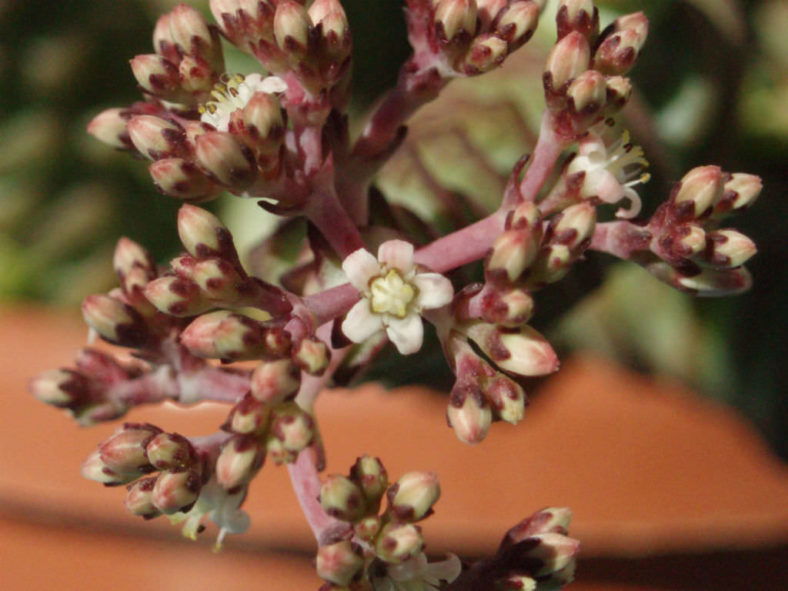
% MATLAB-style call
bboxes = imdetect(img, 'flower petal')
[342,300,384,343]
[378,240,414,274]
[342,248,381,292]
[413,273,454,310]
[386,314,424,355]
[257,75,288,94]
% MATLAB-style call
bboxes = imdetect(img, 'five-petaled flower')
[199,73,287,132]
[341,240,453,355]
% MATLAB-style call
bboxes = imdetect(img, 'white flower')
[168,479,250,551]
[567,128,650,219]
[199,73,287,131]
[372,552,462,590]
[341,240,453,355]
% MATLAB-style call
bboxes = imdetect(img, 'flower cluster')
[31,1,763,589]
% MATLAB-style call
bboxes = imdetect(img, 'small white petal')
[342,248,381,292]
[412,273,454,310]
[426,554,462,583]
[378,240,414,274]
[386,314,424,355]
[342,300,384,343]
[256,75,288,94]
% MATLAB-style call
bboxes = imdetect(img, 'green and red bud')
[387,471,441,523]
[316,540,364,586]
[320,474,367,522]
[216,434,265,490]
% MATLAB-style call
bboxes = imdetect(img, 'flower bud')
[552,202,596,250]
[114,237,156,291]
[250,359,301,404]
[523,533,580,577]
[265,433,298,465]
[144,275,211,317]
[502,508,573,548]
[210,0,277,51]
[528,244,573,285]
[81,450,139,486]
[495,1,540,50]
[544,31,590,90]
[194,130,257,189]
[647,262,752,296]
[556,0,598,41]
[703,229,757,268]
[293,337,330,375]
[224,393,272,435]
[216,434,265,490]
[125,476,161,519]
[434,0,477,43]
[145,432,197,471]
[354,515,382,542]
[30,368,90,408]
[240,91,285,154]
[478,0,509,29]
[150,158,220,202]
[604,75,633,114]
[487,227,540,282]
[479,287,535,327]
[672,165,724,220]
[127,115,186,160]
[714,173,762,216]
[387,471,440,523]
[320,474,366,522]
[177,204,236,259]
[566,70,606,115]
[447,380,493,444]
[180,310,277,360]
[152,468,202,514]
[375,523,424,564]
[509,200,541,230]
[465,323,559,377]
[350,455,389,510]
[462,34,508,75]
[667,224,707,260]
[99,422,161,474]
[316,540,364,586]
[191,257,245,301]
[270,402,315,452]
[594,12,649,75]
[169,4,224,71]
[81,294,149,346]
[274,0,311,55]
[485,374,526,424]
[87,108,132,149]
[130,54,183,99]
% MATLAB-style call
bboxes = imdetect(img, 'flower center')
[369,269,416,319]
[198,73,286,131]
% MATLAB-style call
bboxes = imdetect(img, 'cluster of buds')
[408,0,544,77]
[642,166,759,296]
[544,2,648,137]
[316,457,460,589]
[453,507,580,589]
[212,0,352,102]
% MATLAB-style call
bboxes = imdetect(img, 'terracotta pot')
[1,305,786,589]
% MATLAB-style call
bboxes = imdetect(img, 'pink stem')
[514,112,568,207]
[303,283,359,327]
[305,188,365,258]
[414,212,507,273]
[588,221,652,260]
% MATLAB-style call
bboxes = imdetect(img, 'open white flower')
[567,128,650,219]
[372,552,462,590]
[341,240,453,355]
[199,73,287,131]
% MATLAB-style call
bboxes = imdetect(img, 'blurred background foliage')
[0,0,785,456]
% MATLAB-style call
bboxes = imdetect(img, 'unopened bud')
[152,468,202,514]
[486,374,526,424]
[447,380,493,444]
[715,173,762,216]
[667,224,707,259]
[462,34,508,75]
[30,369,90,407]
[150,158,219,202]
[114,237,156,290]
[672,165,724,220]
[316,540,364,586]
[240,91,285,154]
[375,523,424,564]
[125,476,161,519]
[499,575,538,591]
[293,337,330,375]
[192,257,245,301]
[480,287,535,327]
[168,4,223,70]
[82,294,148,346]
[195,131,257,189]
[81,450,139,486]
[181,310,277,360]
[265,433,298,465]
[224,393,272,435]
[350,455,389,510]
[144,275,211,317]
[566,70,606,115]
[177,204,234,259]
[274,0,311,55]
[87,108,131,149]
[478,0,508,29]
[130,54,183,99]
[523,533,580,577]
[216,435,265,490]
[127,115,186,160]
[387,471,440,523]
[145,432,197,471]
[488,228,540,282]
[556,0,598,41]
[544,31,590,90]
[509,200,541,230]
[552,202,596,250]
[594,12,649,75]
[495,1,540,50]
[270,402,315,452]
[465,323,559,377]
[502,508,573,548]
[704,229,756,268]
[250,359,301,404]
[528,244,573,285]
[354,514,382,542]
[320,474,366,522]
[604,75,632,114]
[99,422,161,474]
[434,0,477,43]
[648,262,752,296]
